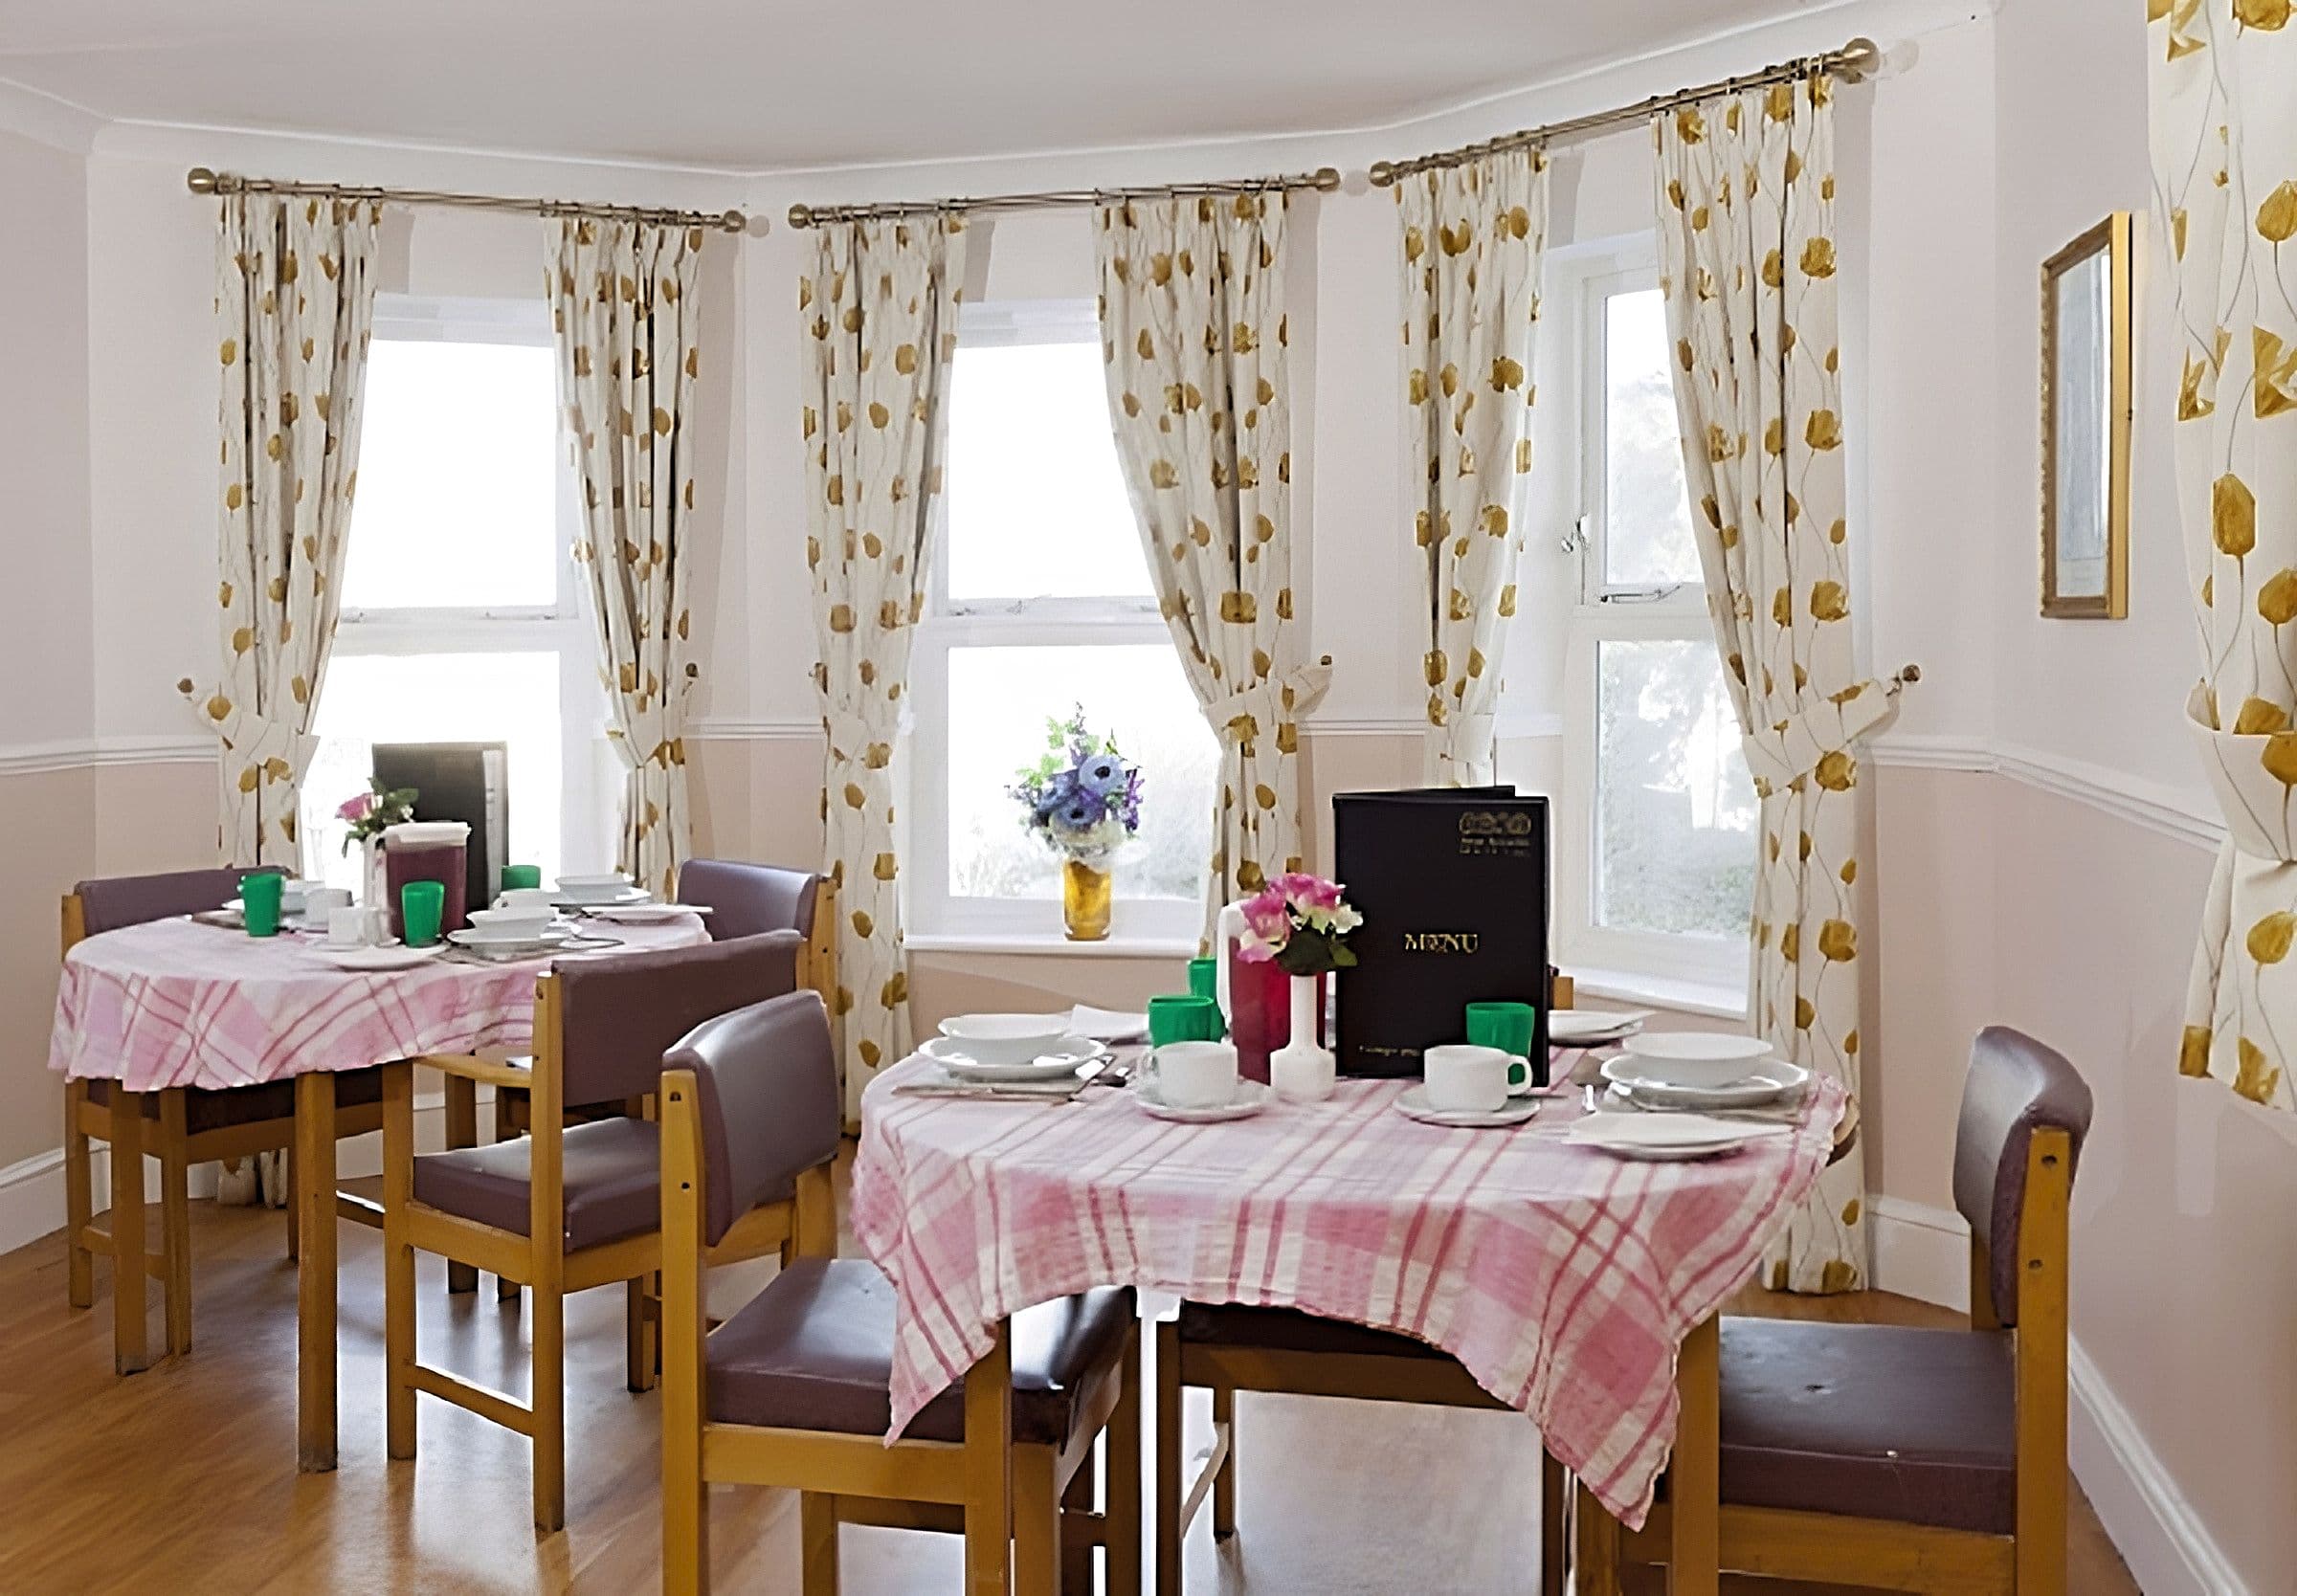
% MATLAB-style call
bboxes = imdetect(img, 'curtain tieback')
[1201,659,1333,747]
[1739,677,1901,796]
[2189,683,2297,864]
[177,680,318,777]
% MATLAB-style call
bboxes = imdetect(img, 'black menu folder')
[1332,787,1550,1079]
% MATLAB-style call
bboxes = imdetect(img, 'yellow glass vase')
[1062,858,1113,942]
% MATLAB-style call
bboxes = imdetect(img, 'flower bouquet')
[1010,706,1142,940]
[1228,873,1360,1100]
[338,778,418,911]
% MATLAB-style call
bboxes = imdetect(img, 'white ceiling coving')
[0,0,1845,171]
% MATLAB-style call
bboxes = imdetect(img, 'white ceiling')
[0,0,1831,172]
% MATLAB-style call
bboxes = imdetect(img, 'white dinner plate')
[582,901,710,924]
[1600,1055,1810,1110]
[1133,1078,1273,1123]
[1549,1009,1651,1045]
[1394,1087,1541,1129]
[1564,1112,1789,1161]
[447,927,573,952]
[318,944,439,972]
[553,887,653,908]
[919,1033,1105,1083]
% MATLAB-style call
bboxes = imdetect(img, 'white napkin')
[1069,1005,1150,1043]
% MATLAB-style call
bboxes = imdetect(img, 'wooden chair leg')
[1154,1319,1182,1596]
[63,1080,92,1309]
[626,1277,658,1394]
[1573,1482,1620,1596]
[1060,1461,1095,1596]
[1210,1381,1236,1541]
[108,1087,150,1375]
[160,1142,192,1357]
[963,1319,1014,1596]
[1015,1444,1063,1596]
[382,1063,417,1460]
[1107,1326,1144,1596]
[284,1142,299,1262]
[532,1275,567,1533]
[799,1492,837,1596]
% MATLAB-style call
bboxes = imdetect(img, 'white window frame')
[906,299,1203,945]
[319,294,613,879]
[1554,255,1751,993]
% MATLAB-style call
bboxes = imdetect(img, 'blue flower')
[1078,754,1126,794]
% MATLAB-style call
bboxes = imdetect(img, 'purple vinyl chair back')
[1952,1026,2093,1327]
[662,990,839,1246]
[555,931,801,1109]
[77,866,283,937]
[675,858,821,944]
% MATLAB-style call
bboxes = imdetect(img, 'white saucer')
[1134,1079,1273,1123]
[1564,1113,1789,1161]
[319,944,439,972]
[1600,1055,1810,1110]
[919,1033,1105,1083]
[1394,1087,1542,1128]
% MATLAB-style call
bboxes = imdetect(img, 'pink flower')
[1272,872,1343,912]
[1235,886,1291,963]
[337,792,374,823]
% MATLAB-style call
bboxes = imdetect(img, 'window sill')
[905,932,1199,960]
[1560,963,1749,1022]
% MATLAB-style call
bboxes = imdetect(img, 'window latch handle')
[1601,584,1687,605]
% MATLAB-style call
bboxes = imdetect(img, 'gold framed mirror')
[2040,213,2133,618]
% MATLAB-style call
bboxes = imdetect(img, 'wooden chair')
[60,867,386,1371]
[674,856,836,1012]
[1155,974,1580,1596]
[381,930,806,1532]
[1616,1026,2094,1594]
[659,990,1143,1596]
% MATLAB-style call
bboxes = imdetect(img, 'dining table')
[47,909,709,1472]
[851,1050,1851,1595]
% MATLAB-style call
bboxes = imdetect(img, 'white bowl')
[499,887,558,914]
[557,873,630,892]
[467,906,553,935]
[1618,1031,1775,1088]
[937,1013,1073,1067]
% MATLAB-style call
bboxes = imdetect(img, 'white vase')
[1269,974,1336,1103]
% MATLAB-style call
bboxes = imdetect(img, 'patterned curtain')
[1654,75,1899,1293]
[546,219,707,899]
[2154,1,2297,1108]
[1096,192,1329,946]
[1398,149,1550,785]
[187,194,380,867]
[803,214,969,1111]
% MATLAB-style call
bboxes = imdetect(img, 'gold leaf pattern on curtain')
[2152,1,2297,1109]
[1654,74,1895,1293]
[803,214,968,1113]
[1096,191,1329,947]
[191,194,381,867]
[546,219,705,899]
[1398,149,1550,785]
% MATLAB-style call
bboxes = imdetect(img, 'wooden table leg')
[295,1073,339,1473]
[1669,1314,1721,1596]
[441,1074,478,1294]
[108,1087,150,1375]
[1153,1319,1182,1596]
[1574,1481,1620,1596]
[964,1318,1014,1596]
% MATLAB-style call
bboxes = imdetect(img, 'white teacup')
[325,905,372,948]
[302,886,352,924]
[1423,1044,1513,1114]
[1149,1041,1239,1110]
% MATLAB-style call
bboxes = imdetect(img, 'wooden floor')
[0,1187,2137,1595]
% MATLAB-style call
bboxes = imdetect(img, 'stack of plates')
[1549,1009,1651,1049]
[1601,1032,1809,1111]
[446,925,574,956]
[1563,1113,1790,1162]
[918,1032,1104,1084]
[554,874,652,908]
[584,901,707,925]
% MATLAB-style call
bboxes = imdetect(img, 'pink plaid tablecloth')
[50,916,710,1092]
[852,1061,1846,1528]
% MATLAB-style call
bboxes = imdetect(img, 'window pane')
[299,652,565,892]
[339,339,561,610]
[945,645,1215,903]
[1602,289,1702,589]
[1595,638,1755,938]
[945,339,1150,601]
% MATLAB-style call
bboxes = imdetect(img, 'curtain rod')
[185,166,751,234]
[786,166,1341,230]
[1368,35,1883,186]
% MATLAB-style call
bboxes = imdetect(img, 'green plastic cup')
[1148,993,1223,1047]
[400,880,446,948]
[502,864,543,893]
[240,873,283,939]
[1465,1000,1539,1089]
[1186,958,1226,1036]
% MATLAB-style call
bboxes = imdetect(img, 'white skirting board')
[1869,1198,2248,1595]
[0,1090,488,1258]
